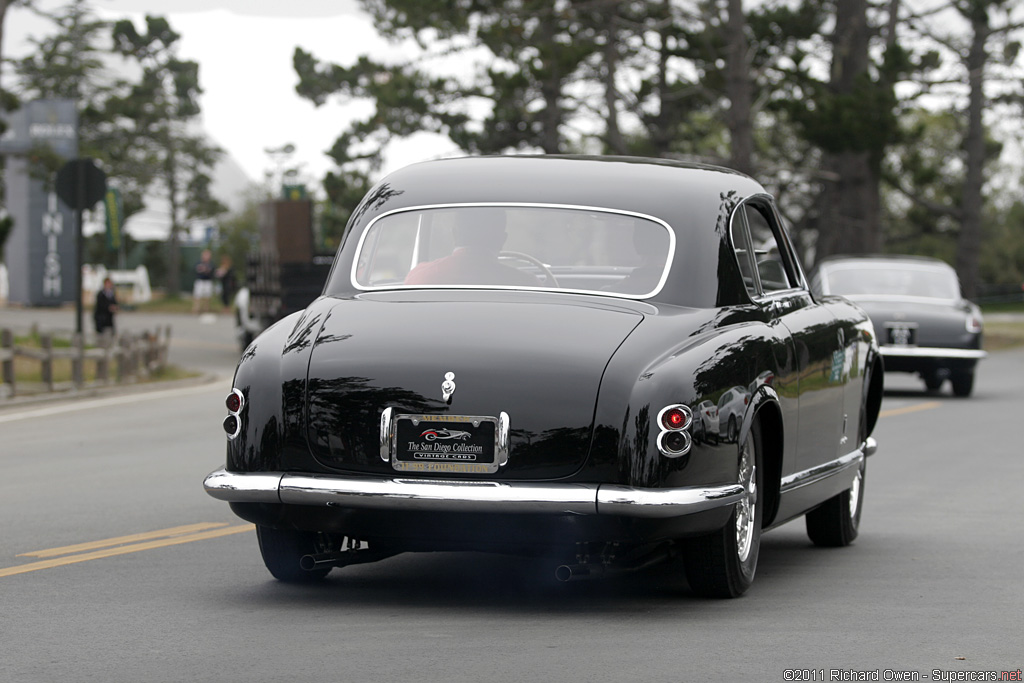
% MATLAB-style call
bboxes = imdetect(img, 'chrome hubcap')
[849,465,863,520]
[735,434,757,562]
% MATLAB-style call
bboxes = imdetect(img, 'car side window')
[744,204,795,293]
[731,199,800,300]
[731,212,759,298]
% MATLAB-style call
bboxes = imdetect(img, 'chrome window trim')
[348,202,677,300]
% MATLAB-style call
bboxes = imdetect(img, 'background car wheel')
[256,526,331,583]
[923,372,944,392]
[951,371,975,398]
[682,420,763,598]
[806,456,865,547]
[727,415,738,442]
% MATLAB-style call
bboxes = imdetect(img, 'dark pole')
[75,160,84,336]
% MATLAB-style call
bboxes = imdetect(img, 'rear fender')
[226,302,333,472]
[602,321,778,491]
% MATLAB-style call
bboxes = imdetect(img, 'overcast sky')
[6,0,460,194]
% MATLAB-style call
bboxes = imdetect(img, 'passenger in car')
[607,227,670,294]
[404,209,538,286]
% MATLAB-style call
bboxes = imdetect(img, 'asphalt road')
[0,316,1021,681]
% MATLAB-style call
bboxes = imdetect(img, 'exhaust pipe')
[555,543,671,582]
[555,563,608,582]
[300,547,398,572]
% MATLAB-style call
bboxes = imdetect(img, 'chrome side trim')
[202,468,743,519]
[596,484,744,518]
[879,346,987,359]
[203,470,283,504]
[780,445,865,494]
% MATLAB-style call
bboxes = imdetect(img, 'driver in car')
[404,208,539,287]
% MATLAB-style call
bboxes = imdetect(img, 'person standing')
[215,255,236,312]
[94,277,118,335]
[193,249,214,313]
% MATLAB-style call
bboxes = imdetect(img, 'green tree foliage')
[320,168,373,250]
[293,0,1024,289]
[5,6,225,293]
[10,0,154,215]
[109,14,225,294]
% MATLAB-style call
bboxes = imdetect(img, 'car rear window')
[824,264,960,300]
[352,204,674,298]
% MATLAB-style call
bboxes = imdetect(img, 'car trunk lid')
[304,294,643,480]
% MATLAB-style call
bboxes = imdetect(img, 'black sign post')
[55,158,107,335]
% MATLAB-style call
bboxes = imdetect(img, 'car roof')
[360,155,765,219]
[328,155,776,308]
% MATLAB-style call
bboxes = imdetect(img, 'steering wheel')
[498,251,559,287]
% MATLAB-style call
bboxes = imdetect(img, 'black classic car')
[810,255,985,397]
[205,155,883,598]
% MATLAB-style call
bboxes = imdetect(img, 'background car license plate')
[392,415,498,473]
[886,323,917,346]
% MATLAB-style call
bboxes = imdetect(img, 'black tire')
[951,371,975,398]
[682,419,763,598]
[727,415,738,442]
[923,372,944,392]
[256,526,331,583]
[806,456,865,547]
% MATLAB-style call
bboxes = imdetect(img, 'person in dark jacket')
[94,277,118,335]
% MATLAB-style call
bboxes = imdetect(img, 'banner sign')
[0,99,78,306]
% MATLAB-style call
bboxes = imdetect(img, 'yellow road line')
[880,401,942,418]
[18,522,230,559]
[0,524,254,579]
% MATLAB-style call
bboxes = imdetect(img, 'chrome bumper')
[203,468,745,519]
[879,346,986,359]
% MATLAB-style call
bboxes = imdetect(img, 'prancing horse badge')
[441,372,456,403]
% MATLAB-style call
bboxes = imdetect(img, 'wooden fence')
[0,326,172,398]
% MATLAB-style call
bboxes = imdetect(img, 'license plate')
[392,414,498,474]
[886,323,917,346]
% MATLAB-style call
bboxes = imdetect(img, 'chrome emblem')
[441,372,456,403]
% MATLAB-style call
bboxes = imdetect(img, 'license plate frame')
[391,414,501,474]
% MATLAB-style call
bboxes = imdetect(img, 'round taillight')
[223,414,239,437]
[657,429,692,458]
[664,431,688,452]
[226,389,243,413]
[661,406,689,431]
